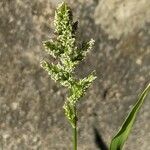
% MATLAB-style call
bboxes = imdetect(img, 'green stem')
[73,106,77,150]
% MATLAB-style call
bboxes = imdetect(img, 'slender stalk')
[73,106,77,150]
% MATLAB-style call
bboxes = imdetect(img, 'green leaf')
[110,83,150,150]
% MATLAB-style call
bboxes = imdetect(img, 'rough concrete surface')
[0,0,150,150]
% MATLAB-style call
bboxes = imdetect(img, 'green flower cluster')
[41,2,96,128]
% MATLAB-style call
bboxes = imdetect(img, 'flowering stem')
[41,2,96,149]
[73,106,77,150]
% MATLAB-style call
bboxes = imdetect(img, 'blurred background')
[0,0,150,149]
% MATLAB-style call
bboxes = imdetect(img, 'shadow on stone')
[93,127,108,150]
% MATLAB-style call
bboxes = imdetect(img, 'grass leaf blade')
[110,83,150,150]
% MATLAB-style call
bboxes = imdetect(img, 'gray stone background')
[0,0,150,149]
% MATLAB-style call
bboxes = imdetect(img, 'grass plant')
[40,2,150,150]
